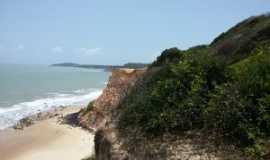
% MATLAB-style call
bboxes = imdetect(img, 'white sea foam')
[74,88,88,94]
[0,89,102,130]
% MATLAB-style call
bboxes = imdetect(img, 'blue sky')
[0,0,269,65]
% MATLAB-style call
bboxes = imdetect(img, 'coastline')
[0,106,95,160]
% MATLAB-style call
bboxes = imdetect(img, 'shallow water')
[0,63,110,129]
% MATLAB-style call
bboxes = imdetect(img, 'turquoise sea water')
[0,63,110,129]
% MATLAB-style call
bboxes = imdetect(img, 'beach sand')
[0,107,94,160]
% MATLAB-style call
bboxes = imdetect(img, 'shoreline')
[0,88,103,130]
[0,106,95,160]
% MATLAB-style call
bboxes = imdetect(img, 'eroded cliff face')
[79,68,244,160]
[78,68,147,160]
[79,68,146,131]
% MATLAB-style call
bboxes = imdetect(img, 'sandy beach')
[0,107,94,160]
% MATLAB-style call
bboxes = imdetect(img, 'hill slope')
[210,13,270,63]
[81,14,270,160]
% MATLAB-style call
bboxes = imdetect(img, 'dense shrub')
[210,14,270,64]
[117,14,270,158]
[204,83,255,146]
[119,45,270,158]
[203,47,270,157]
[120,49,227,133]
[151,47,183,66]
[81,101,95,115]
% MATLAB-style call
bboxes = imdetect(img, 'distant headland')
[51,62,148,71]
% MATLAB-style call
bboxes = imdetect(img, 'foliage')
[151,47,183,67]
[210,14,270,64]
[118,44,270,158]
[117,14,270,158]
[204,47,270,157]
[204,83,256,146]
[123,63,148,68]
[120,47,227,132]
[81,101,95,115]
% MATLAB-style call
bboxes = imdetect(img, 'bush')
[151,47,183,66]
[81,101,95,115]
[204,46,270,156]
[119,44,270,158]
[120,50,227,133]
[204,83,255,146]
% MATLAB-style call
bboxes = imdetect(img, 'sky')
[0,0,269,65]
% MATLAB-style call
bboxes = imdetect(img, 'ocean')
[0,63,110,130]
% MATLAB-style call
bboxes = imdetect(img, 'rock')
[94,129,129,160]
[78,68,146,130]
[78,67,248,160]
[95,129,112,160]
[78,68,147,159]
[13,117,34,130]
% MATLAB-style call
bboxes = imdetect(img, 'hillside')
[210,13,270,63]
[80,14,270,160]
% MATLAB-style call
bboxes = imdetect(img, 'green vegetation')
[210,14,270,64]
[118,14,270,159]
[204,46,270,157]
[151,47,183,66]
[123,62,148,69]
[86,101,95,112]
[81,101,95,116]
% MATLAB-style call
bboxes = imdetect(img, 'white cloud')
[51,46,64,53]
[16,44,25,50]
[75,47,102,56]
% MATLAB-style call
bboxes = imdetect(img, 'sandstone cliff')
[79,68,244,160]
[78,68,147,159]
[78,14,270,160]
[79,68,146,130]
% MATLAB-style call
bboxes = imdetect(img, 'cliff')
[79,68,146,130]
[85,69,245,160]
[80,68,247,160]
[79,14,270,160]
